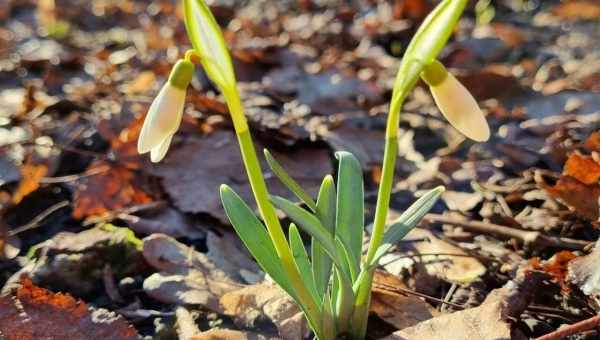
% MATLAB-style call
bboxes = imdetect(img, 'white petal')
[137,84,186,154]
[431,73,490,142]
[150,134,174,163]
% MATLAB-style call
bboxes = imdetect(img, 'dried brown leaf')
[371,270,438,330]
[220,282,307,340]
[564,154,600,185]
[543,175,600,221]
[12,163,47,204]
[72,161,152,219]
[382,270,546,340]
[0,276,139,340]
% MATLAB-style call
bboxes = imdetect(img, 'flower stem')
[365,60,423,267]
[223,88,322,335]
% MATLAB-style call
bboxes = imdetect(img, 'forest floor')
[1,0,600,339]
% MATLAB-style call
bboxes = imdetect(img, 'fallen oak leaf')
[0,276,139,340]
[142,234,244,313]
[540,174,600,221]
[371,270,439,330]
[564,154,600,185]
[72,160,152,219]
[147,131,331,223]
[531,251,577,292]
[382,269,548,340]
[220,281,308,340]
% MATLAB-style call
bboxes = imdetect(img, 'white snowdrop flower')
[137,59,195,162]
[421,60,490,142]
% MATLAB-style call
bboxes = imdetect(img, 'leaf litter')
[0,0,600,339]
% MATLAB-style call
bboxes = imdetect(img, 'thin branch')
[534,314,600,340]
[8,200,70,236]
[424,214,591,250]
[374,282,467,310]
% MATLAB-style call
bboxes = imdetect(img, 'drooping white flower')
[137,59,194,162]
[421,60,490,142]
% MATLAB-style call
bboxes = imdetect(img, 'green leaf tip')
[264,148,318,212]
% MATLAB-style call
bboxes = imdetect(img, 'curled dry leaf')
[531,251,577,292]
[220,282,308,340]
[0,276,139,340]
[72,161,152,219]
[371,270,438,330]
[142,234,243,312]
[541,174,600,221]
[383,228,486,291]
[382,269,547,340]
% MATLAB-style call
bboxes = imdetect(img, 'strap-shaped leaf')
[333,268,355,334]
[270,195,347,276]
[289,224,320,303]
[335,151,363,281]
[312,175,336,299]
[369,186,444,267]
[349,267,374,340]
[220,185,293,295]
[321,291,336,340]
[264,149,317,212]
[183,0,236,89]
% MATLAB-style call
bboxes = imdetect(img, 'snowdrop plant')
[137,0,490,339]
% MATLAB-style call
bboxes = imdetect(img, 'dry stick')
[534,314,600,340]
[374,282,466,310]
[424,214,591,250]
[8,200,70,236]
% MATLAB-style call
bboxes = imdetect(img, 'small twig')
[424,214,591,250]
[8,200,70,236]
[82,201,166,226]
[374,282,466,310]
[1,140,108,160]
[39,165,110,184]
[378,252,488,267]
[534,314,600,340]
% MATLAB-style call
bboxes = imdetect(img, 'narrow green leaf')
[312,175,336,299]
[220,185,293,295]
[321,292,336,340]
[335,151,364,281]
[270,195,346,273]
[289,224,320,304]
[334,268,355,334]
[264,149,317,212]
[183,0,235,89]
[370,186,444,267]
[349,267,374,340]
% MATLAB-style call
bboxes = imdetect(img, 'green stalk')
[365,60,422,266]
[223,88,323,336]
[350,61,423,340]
